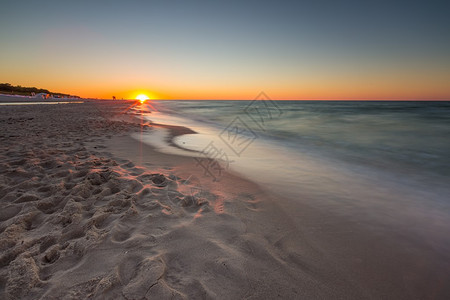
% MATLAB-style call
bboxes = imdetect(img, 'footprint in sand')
[165,174,202,203]
[15,193,39,203]
[42,245,60,264]
[117,254,143,285]
[150,174,169,187]
[121,256,176,299]
[111,222,134,243]
[0,205,21,222]
[239,193,262,212]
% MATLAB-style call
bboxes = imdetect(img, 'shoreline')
[0,99,449,299]
[108,135,450,299]
[106,108,450,299]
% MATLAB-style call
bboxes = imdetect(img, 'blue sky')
[1,0,449,99]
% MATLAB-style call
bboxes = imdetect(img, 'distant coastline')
[0,83,79,98]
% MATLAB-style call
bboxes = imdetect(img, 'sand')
[0,98,449,299]
[0,100,310,299]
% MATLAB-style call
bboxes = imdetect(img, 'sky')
[1,0,449,100]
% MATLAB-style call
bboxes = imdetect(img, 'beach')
[0,97,449,299]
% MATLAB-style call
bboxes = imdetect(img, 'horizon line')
[96,98,450,101]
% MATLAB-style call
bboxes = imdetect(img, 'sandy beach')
[0,99,314,299]
[0,98,449,299]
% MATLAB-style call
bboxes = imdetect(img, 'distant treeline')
[0,83,79,98]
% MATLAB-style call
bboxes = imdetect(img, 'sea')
[135,100,450,254]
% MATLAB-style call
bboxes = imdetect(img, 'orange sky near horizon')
[2,42,449,100]
[3,69,449,100]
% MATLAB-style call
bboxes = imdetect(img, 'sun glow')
[136,94,149,103]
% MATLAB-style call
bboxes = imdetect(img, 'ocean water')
[145,100,449,181]
[136,100,450,252]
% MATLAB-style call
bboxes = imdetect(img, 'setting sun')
[136,94,149,103]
